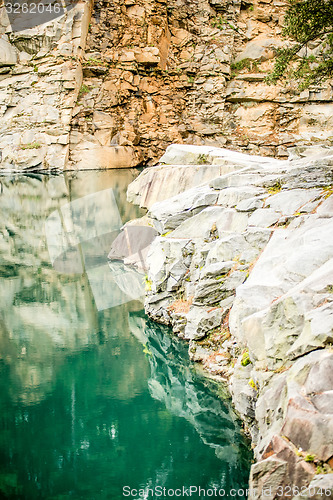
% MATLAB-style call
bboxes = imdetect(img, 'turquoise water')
[0,171,251,499]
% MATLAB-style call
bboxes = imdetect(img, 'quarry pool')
[0,170,251,499]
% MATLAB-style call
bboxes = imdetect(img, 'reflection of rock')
[87,261,144,311]
[45,188,122,272]
[0,170,144,404]
[141,318,250,467]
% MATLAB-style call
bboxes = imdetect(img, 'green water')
[0,171,251,500]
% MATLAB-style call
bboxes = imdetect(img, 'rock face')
[0,1,92,171]
[71,0,333,167]
[1,0,332,171]
[128,144,333,498]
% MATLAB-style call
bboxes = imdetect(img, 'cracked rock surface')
[126,144,333,499]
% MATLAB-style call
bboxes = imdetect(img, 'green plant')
[144,275,152,292]
[212,15,225,30]
[241,350,251,367]
[143,344,152,357]
[248,378,258,390]
[231,58,259,76]
[87,57,104,65]
[305,454,316,462]
[266,0,333,88]
[33,65,38,72]
[322,185,333,198]
[197,153,210,165]
[20,142,42,150]
[78,85,90,98]
[267,180,282,194]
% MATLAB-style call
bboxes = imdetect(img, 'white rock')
[0,39,17,67]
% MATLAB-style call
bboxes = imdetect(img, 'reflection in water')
[0,171,251,499]
[133,314,250,469]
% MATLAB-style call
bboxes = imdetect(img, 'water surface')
[0,170,251,499]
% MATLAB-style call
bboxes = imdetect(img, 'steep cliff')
[1,0,331,171]
[72,0,333,168]
[0,0,92,171]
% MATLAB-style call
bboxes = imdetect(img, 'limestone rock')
[293,475,333,499]
[230,217,333,368]
[127,163,223,209]
[148,185,219,233]
[235,36,282,63]
[138,145,333,498]
[0,39,18,67]
[183,306,225,340]
[0,1,91,171]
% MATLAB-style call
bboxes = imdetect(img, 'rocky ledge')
[126,144,333,499]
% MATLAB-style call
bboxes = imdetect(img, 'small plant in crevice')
[241,350,251,367]
[20,142,42,150]
[322,185,333,199]
[79,84,90,96]
[144,275,152,292]
[267,180,282,194]
[248,378,258,391]
[197,153,210,165]
[230,58,260,78]
[211,15,225,30]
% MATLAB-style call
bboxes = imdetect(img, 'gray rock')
[128,164,222,209]
[253,350,333,465]
[217,186,266,207]
[249,457,288,500]
[248,208,281,228]
[159,144,282,169]
[166,207,249,240]
[108,220,158,272]
[265,189,322,216]
[293,475,333,499]
[236,196,265,212]
[235,37,282,63]
[199,261,234,280]
[146,237,194,293]
[206,230,268,266]
[230,359,257,423]
[316,195,333,217]
[183,306,225,340]
[149,184,219,233]
[230,217,333,356]
[0,39,17,67]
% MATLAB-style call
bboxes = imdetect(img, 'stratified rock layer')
[127,144,333,499]
[0,1,92,171]
[1,0,332,170]
[72,0,333,166]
